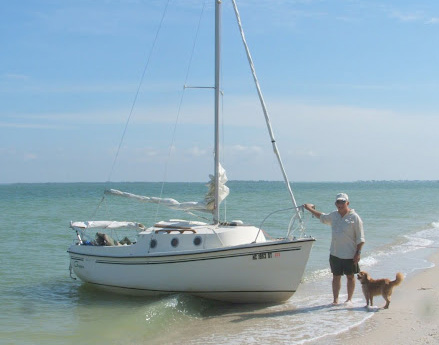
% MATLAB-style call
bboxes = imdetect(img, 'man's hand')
[303,203,315,211]
[353,252,361,264]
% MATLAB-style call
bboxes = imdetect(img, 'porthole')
[171,238,179,247]
[193,236,202,246]
[150,239,157,249]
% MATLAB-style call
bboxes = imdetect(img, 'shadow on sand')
[229,302,380,323]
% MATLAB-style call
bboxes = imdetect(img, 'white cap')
[336,193,349,202]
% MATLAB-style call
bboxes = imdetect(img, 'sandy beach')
[312,250,439,345]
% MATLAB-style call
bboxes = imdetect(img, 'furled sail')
[105,165,229,214]
[204,164,229,211]
[70,220,145,230]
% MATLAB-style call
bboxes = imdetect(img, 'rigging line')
[219,24,226,222]
[107,0,171,183]
[154,0,207,223]
[231,0,303,225]
[91,195,106,219]
[220,88,226,222]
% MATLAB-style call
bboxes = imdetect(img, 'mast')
[213,0,221,224]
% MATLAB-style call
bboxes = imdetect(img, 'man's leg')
[346,274,355,302]
[332,274,341,304]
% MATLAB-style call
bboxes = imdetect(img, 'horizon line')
[1,179,438,186]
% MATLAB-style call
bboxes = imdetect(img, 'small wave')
[304,222,439,287]
[411,226,439,242]
[144,294,204,325]
[359,255,378,268]
[367,225,439,262]
[304,255,378,283]
[303,268,331,282]
[403,235,434,249]
[180,295,374,345]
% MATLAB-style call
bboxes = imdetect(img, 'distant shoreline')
[2,179,438,185]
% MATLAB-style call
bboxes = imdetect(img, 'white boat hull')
[68,238,314,303]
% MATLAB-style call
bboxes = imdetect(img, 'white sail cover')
[70,220,145,230]
[105,165,229,213]
[204,164,229,211]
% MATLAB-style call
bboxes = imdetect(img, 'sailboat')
[67,0,315,304]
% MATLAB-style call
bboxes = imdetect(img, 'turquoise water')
[1,181,439,344]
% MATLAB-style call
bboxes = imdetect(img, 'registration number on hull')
[252,252,280,260]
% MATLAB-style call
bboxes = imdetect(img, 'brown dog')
[357,271,404,309]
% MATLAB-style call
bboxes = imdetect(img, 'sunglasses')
[336,200,347,204]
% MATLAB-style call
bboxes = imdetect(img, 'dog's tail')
[391,272,404,286]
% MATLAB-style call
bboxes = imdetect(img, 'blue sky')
[1,0,439,183]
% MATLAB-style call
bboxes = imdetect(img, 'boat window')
[171,238,179,247]
[150,239,157,249]
[193,236,202,246]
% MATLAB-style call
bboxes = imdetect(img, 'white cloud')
[0,122,61,129]
[187,146,209,157]
[227,145,263,155]
[389,9,439,25]
[136,147,159,157]
[23,153,38,161]
[0,148,37,162]
[426,17,439,24]
[0,148,17,156]
[2,73,29,81]
[390,11,424,22]
[289,149,318,158]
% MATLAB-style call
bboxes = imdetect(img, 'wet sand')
[311,250,439,345]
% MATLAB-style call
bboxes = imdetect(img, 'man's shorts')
[329,255,360,276]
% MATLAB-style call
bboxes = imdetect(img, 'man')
[304,193,365,305]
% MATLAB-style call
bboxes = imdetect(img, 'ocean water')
[1,181,439,345]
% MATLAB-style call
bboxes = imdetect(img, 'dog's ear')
[357,271,365,280]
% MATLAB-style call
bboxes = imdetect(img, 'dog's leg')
[383,295,390,309]
[365,292,370,307]
[370,295,374,306]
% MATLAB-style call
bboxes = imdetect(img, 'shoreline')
[311,249,439,345]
